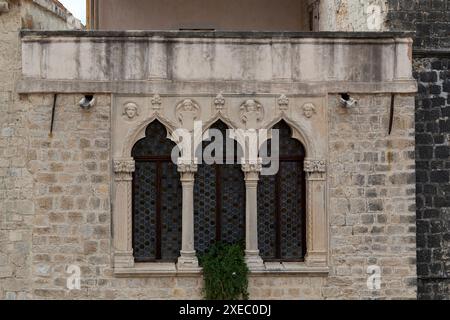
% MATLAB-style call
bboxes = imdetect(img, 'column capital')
[113,158,135,173]
[304,159,326,181]
[304,159,326,173]
[241,158,263,173]
[177,158,198,173]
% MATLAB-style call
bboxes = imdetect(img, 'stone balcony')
[18,30,416,95]
[16,30,418,278]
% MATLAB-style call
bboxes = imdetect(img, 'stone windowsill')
[114,262,330,277]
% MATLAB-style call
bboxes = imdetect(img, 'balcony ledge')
[19,30,416,95]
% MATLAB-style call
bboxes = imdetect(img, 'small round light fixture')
[79,95,96,110]
[340,93,357,108]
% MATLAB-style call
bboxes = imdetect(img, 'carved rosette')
[151,94,162,110]
[277,94,289,111]
[214,93,226,110]
[304,159,326,180]
[114,158,135,181]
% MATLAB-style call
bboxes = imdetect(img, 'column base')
[177,251,200,271]
[245,250,265,271]
[114,251,134,269]
[305,251,328,267]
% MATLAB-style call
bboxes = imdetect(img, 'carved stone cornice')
[114,158,135,173]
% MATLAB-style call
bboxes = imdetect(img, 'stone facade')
[0,29,416,299]
[0,91,416,300]
[0,1,426,300]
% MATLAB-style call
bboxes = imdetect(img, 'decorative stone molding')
[0,1,9,13]
[151,94,162,109]
[176,99,200,130]
[304,159,326,181]
[304,159,326,173]
[241,159,263,174]
[177,159,198,171]
[277,94,289,110]
[242,159,263,182]
[111,94,329,275]
[214,93,226,110]
[177,158,198,179]
[240,99,264,129]
[113,158,136,173]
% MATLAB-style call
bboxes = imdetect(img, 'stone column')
[113,158,135,269]
[304,159,328,267]
[176,159,200,270]
[242,159,265,270]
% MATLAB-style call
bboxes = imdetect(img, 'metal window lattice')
[258,121,306,261]
[133,162,157,260]
[132,121,182,262]
[194,121,245,254]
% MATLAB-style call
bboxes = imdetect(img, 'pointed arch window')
[131,120,182,262]
[194,120,246,254]
[258,120,307,262]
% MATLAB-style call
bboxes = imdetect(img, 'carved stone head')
[302,103,316,119]
[123,102,139,120]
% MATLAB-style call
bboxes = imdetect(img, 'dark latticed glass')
[194,120,245,254]
[258,120,306,261]
[132,120,182,262]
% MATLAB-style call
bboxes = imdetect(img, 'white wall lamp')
[340,93,357,108]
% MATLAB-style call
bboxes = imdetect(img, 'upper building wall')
[88,0,311,31]
[386,0,450,50]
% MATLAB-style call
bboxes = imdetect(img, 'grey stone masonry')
[414,57,450,300]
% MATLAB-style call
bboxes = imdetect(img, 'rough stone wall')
[414,57,450,300]
[326,93,417,299]
[0,0,81,300]
[0,1,35,301]
[0,92,416,300]
[386,0,450,300]
[387,0,450,49]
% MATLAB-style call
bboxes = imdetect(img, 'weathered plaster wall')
[3,92,415,300]
[317,0,389,31]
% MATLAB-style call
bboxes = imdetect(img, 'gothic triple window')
[131,119,306,262]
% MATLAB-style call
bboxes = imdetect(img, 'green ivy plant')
[199,242,249,300]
